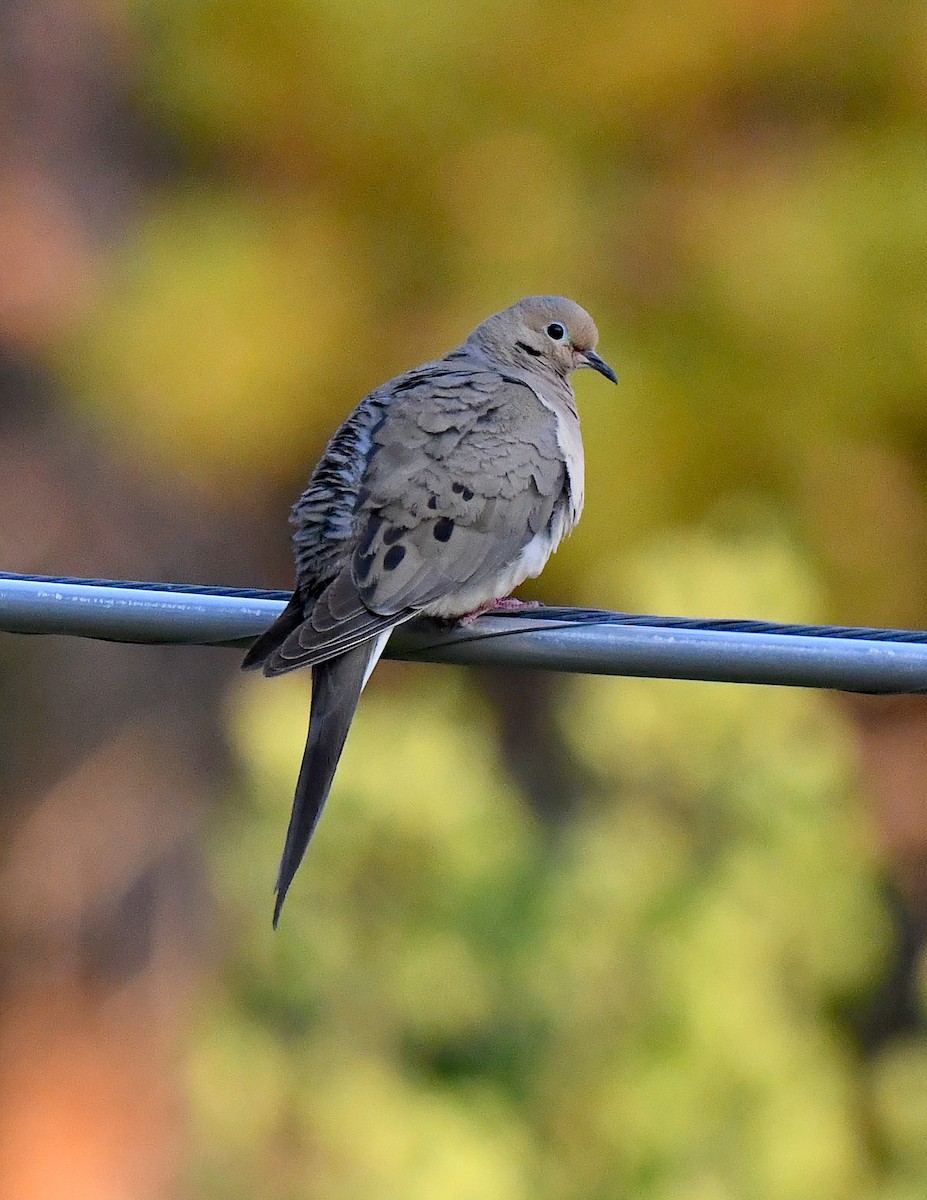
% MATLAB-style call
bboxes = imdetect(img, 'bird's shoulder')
[371,353,566,473]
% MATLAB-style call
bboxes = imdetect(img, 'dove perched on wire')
[243,295,616,924]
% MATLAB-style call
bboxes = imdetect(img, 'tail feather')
[272,635,386,926]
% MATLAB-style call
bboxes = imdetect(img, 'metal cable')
[1,571,926,693]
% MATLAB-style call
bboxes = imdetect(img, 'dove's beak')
[581,349,617,384]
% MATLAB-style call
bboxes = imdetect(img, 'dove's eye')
[546,322,567,341]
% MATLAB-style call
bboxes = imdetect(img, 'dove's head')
[468,295,617,383]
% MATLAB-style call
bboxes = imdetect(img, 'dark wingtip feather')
[241,592,304,672]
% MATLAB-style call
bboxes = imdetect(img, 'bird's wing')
[259,372,568,676]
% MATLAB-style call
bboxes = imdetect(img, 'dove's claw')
[457,597,542,626]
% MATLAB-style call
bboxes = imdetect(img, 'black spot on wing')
[433,517,454,542]
[357,515,383,557]
[427,495,438,510]
[383,544,406,571]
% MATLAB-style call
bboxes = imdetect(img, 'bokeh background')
[1,1,927,1197]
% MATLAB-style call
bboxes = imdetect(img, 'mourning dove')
[243,295,616,924]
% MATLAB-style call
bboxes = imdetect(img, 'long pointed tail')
[272,635,386,926]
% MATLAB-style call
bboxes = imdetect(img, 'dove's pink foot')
[458,597,542,627]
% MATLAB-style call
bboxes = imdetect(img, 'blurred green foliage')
[53,0,927,1195]
[197,523,909,1199]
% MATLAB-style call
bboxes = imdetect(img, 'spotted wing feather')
[353,375,566,615]
[249,371,567,676]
